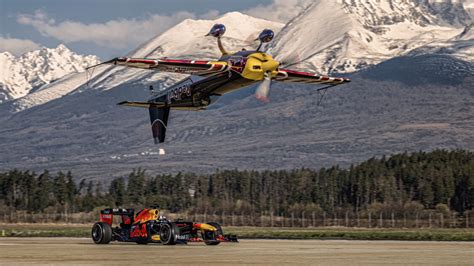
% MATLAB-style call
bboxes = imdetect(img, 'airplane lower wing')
[90,57,229,77]
[275,69,350,85]
[117,101,166,108]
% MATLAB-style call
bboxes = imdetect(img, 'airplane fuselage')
[148,50,280,110]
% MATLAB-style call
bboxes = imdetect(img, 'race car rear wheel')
[92,222,112,244]
[160,223,178,245]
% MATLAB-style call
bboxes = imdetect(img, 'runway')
[0,238,473,265]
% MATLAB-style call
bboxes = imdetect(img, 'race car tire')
[204,222,222,245]
[202,227,220,245]
[91,222,112,244]
[160,223,178,245]
[207,222,223,236]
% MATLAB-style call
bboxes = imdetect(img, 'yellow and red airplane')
[91,24,350,144]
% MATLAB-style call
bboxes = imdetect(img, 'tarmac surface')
[0,238,473,265]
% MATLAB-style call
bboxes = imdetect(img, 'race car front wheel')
[160,223,178,245]
[204,222,222,245]
[92,222,112,244]
[207,222,223,236]
[202,230,221,245]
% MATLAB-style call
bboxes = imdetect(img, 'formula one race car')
[91,208,238,245]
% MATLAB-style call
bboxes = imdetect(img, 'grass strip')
[1,224,473,241]
[226,227,474,241]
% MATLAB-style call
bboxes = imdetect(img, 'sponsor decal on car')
[130,223,148,238]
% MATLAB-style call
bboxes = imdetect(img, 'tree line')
[0,150,472,216]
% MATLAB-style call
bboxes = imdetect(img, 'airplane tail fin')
[118,101,169,144]
[149,107,170,144]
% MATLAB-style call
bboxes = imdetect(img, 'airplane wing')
[90,57,229,77]
[275,69,351,85]
[117,101,166,108]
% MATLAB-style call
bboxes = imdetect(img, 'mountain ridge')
[269,0,472,73]
[0,44,100,104]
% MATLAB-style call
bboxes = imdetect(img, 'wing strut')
[316,84,338,106]
[85,63,99,88]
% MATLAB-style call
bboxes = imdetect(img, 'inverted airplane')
[88,24,350,144]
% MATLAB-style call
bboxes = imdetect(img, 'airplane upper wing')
[275,68,351,85]
[93,57,229,77]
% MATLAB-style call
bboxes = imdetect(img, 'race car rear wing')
[100,208,135,225]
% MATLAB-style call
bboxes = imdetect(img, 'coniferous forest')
[0,150,473,219]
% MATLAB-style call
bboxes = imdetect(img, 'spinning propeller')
[253,29,277,102]
[255,71,272,102]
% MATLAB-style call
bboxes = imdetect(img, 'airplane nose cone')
[241,53,281,81]
[262,59,279,73]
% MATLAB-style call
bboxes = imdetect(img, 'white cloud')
[199,9,221,20]
[244,0,313,23]
[0,37,41,56]
[17,10,200,50]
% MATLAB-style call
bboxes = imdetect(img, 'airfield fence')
[0,211,472,228]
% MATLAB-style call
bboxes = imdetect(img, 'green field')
[226,227,474,241]
[1,223,473,241]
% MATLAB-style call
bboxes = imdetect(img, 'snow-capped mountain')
[0,44,99,103]
[268,0,472,73]
[132,12,284,59]
[343,0,471,27]
[407,22,474,60]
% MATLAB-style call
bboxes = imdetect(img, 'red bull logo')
[130,223,148,238]
[133,208,159,224]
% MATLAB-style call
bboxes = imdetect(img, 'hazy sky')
[0,0,472,59]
